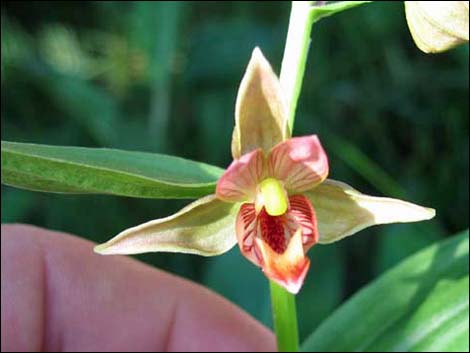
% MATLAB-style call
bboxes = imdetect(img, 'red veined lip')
[235,195,318,293]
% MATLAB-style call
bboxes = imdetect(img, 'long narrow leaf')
[1,141,224,199]
[302,230,469,352]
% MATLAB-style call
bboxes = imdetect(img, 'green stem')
[280,1,315,134]
[279,1,372,133]
[272,2,315,351]
[270,281,300,352]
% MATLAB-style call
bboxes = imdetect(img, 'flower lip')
[235,194,319,292]
[255,228,310,294]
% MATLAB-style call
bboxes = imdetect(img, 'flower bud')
[405,1,469,53]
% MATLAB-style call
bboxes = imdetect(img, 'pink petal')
[216,149,265,202]
[235,202,260,266]
[268,135,329,192]
[287,195,319,251]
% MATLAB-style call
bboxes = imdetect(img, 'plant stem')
[271,2,314,351]
[279,1,371,133]
[280,1,315,134]
[273,1,373,351]
[270,281,300,352]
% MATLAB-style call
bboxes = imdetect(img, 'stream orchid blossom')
[95,48,435,294]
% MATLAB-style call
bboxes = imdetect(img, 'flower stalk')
[280,1,315,134]
[270,280,300,352]
[272,1,315,350]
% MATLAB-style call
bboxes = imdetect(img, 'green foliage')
[302,230,469,352]
[2,141,222,198]
[296,244,345,341]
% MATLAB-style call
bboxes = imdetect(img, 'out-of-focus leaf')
[42,74,121,146]
[39,24,92,77]
[186,18,283,83]
[1,16,32,79]
[1,141,223,198]
[0,186,36,222]
[297,243,345,341]
[374,222,443,275]
[324,132,407,198]
[302,230,469,352]
[127,2,185,151]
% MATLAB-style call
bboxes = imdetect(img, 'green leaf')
[373,222,443,276]
[1,141,224,199]
[301,230,469,352]
[297,243,345,341]
[94,194,238,256]
[324,131,407,198]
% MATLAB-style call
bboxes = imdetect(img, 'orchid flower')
[95,48,435,294]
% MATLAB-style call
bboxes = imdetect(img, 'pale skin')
[1,224,275,352]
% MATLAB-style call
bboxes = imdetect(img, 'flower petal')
[288,194,319,250]
[94,194,238,256]
[268,135,329,192]
[255,229,310,294]
[236,202,260,266]
[405,1,469,53]
[216,148,265,202]
[232,47,289,159]
[305,179,436,244]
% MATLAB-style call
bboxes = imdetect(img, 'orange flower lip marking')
[255,229,311,295]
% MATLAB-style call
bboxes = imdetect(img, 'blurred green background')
[1,1,468,340]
